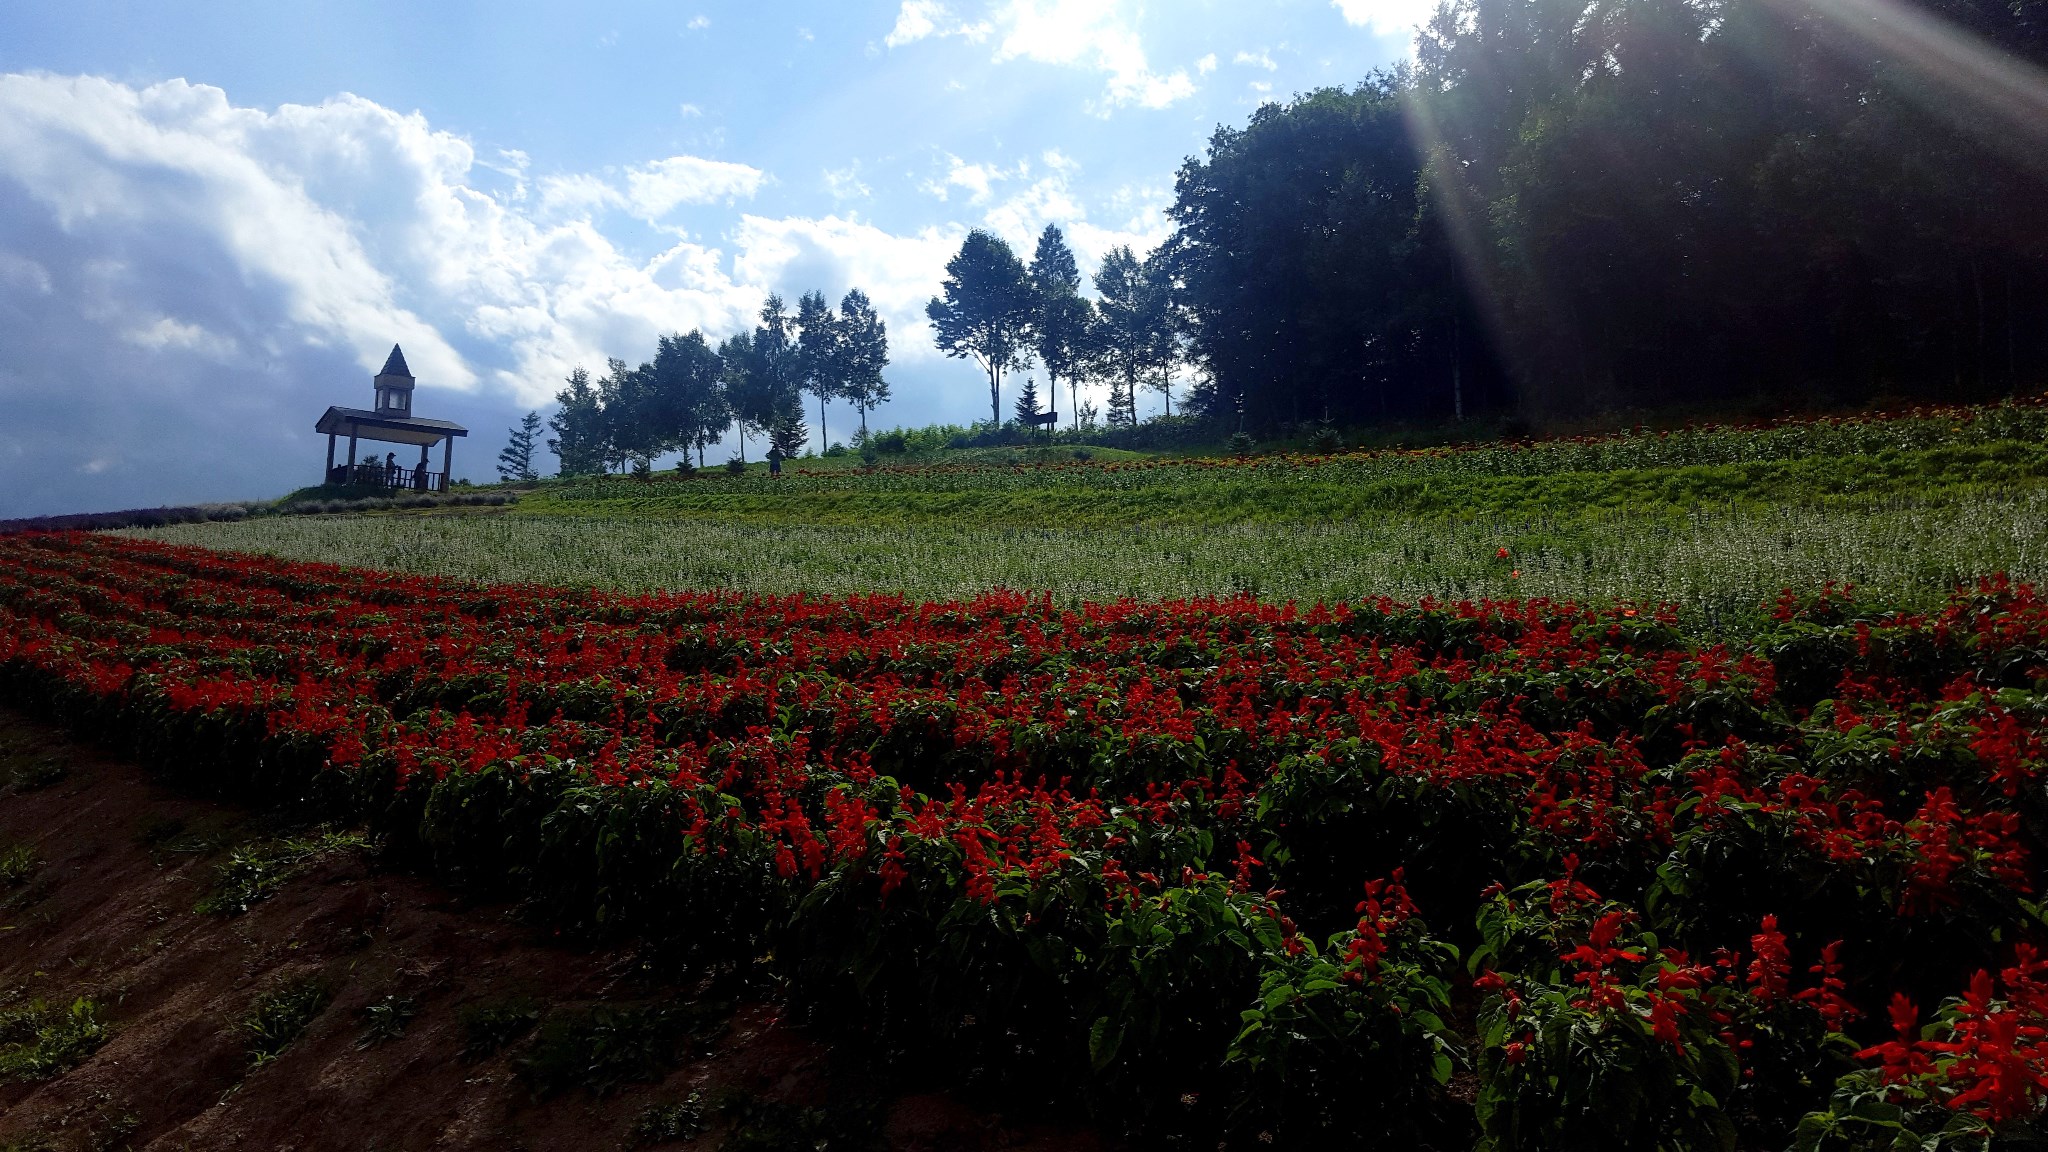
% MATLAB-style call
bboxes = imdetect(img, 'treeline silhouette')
[545,288,891,475]
[1155,0,2048,426]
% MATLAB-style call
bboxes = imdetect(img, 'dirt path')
[0,711,1099,1152]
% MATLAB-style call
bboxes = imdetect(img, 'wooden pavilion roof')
[315,406,468,447]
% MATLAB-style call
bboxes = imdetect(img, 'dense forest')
[1167,0,2048,424]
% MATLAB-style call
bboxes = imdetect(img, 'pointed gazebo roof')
[378,344,413,378]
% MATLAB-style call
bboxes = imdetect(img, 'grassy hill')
[129,396,2048,627]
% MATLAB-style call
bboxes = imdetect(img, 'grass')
[356,995,416,1049]
[123,399,2048,626]
[0,843,38,887]
[0,998,111,1083]
[502,442,2048,528]
[241,976,330,1067]
[628,1093,705,1147]
[456,997,541,1062]
[194,829,366,917]
[512,1001,728,1099]
[130,491,2048,629]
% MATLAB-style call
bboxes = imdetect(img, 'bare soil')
[0,710,1103,1152]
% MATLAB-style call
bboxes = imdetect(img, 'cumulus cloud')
[0,74,783,515]
[884,0,1201,111]
[1331,0,1435,39]
[0,71,1189,515]
[1234,49,1278,70]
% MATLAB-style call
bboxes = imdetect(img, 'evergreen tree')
[768,405,809,459]
[927,229,1036,427]
[496,410,542,482]
[1029,225,1095,431]
[834,287,892,441]
[1013,375,1043,427]
[546,367,606,477]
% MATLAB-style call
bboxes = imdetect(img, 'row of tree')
[541,288,892,475]
[1143,0,2048,423]
[918,0,2048,429]
[928,224,1187,432]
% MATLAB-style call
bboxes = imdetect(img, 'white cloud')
[824,164,872,200]
[1331,0,1435,39]
[731,214,964,360]
[0,71,1188,515]
[887,0,983,47]
[679,103,704,118]
[1196,53,1218,75]
[0,251,51,295]
[1234,49,1278,70]
[687,14,710,30]
[539,154,765,223]
[921,153,1027,203]
[885,0,1200,111]
[625,155,765,217]
[123,315,236,357]
[0,74,802,513]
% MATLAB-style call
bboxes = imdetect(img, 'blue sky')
[0,1,1414,516]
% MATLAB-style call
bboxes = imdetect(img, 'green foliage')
[708,1089,883,1152]
[927,229,1035,427]
[455,997,540,1062]
[356,994,416,1048]
[513,1003,725,1098]
[194,829,365,916]
[0,998,110,1083]
[6,755,66,793]
[1227,883,1466,1144]
[241,977,330,1066]
[0,843,38,887]
[627,1093,705,1147]
[497,410,542,483]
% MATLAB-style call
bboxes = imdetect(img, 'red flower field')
[2,531,2044,1147]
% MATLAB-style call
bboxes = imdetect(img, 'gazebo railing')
[327,463,449,492]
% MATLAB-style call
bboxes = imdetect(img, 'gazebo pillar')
[325,432,336,479]
[442,436,454,490]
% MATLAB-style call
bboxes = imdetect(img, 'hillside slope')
[0,712,1098,1152]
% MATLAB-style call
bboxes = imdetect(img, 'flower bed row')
[1,532,2044,1148]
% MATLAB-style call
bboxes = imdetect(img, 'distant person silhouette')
[767,446,782,477]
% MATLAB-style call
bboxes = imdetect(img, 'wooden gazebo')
[315,345,467,491]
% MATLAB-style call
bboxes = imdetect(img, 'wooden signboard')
[1022,410,1059,427]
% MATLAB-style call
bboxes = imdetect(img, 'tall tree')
[834,287,892,441]
[1091,245,1162,427]
[1029,224,1096,431]
[596,358,658,471]
[716,332,763,464]
[1140,247,1184,416]
[546,367,606,477]
[497,410,542,482]
[644,330,726,466]
[927,229,1036,427]
[795,290,841,449]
